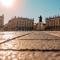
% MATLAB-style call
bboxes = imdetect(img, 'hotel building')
[46,16,60,30]
[0,15,4,30]
[4,16,34,31]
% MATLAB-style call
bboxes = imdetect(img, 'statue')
[39,15,42,22]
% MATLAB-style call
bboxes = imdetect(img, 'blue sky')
[0,0,60,24]
[25,0,60,22]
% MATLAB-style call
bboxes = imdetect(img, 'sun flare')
[1,0,13,7]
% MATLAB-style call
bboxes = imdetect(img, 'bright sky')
[0,0,60,24]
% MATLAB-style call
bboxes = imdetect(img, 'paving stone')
[0,31,60,60]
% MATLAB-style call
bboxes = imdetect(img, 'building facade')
[0,15,4,30]
[34,22,46,31]
[46,16,60,30]
[4,16,34,31]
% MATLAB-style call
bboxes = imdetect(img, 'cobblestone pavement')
[0,31,60,60]
[45,31,60,37]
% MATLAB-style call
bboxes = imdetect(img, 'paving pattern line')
[18,39,60,40]
[0,32,33,45]
[0,49,60,52]
[44,31,60,38]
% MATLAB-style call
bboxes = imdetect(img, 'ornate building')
[0,15,4,30]
[46,16,60,30]
[4,16,34,31]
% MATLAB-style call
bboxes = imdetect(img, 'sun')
[1,0,13,7]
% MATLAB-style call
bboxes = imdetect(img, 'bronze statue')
[39,15,42,22]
